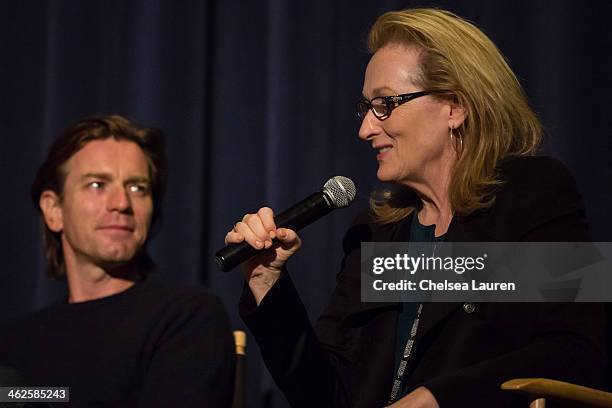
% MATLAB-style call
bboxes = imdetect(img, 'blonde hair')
[367,8,542,223]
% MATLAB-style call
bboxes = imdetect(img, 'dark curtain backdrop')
[1,1,611,406]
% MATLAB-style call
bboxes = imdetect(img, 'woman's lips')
[376,146,393,160]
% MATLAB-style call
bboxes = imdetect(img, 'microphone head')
[323,176,356,208]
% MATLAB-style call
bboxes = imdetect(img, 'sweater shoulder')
[498,155,576,187]
[1,275,226,330]
[495,155,584,213]
[134,275,229,320]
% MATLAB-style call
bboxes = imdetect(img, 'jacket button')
[463,303,476,314]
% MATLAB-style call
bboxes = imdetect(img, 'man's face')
[47,138,153,270]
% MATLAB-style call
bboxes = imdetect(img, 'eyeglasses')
[356,90,438,121]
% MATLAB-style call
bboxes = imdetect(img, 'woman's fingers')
[275,228,302,251]
[233,218,262,249]
[257,207,277,239]
[224,208,301,254]
[225,208,278,249]
[241,213,273,249]
[224,229,245,245]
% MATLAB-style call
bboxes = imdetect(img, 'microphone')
[215,176,357,272]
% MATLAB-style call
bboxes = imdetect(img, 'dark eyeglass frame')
[356,90,444,121]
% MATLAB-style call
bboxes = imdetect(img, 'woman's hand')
[225,207,302,305]
[386,387,439,408]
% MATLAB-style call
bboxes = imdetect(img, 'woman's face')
[359,44,462,186]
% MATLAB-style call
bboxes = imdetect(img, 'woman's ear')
[448,97,467,129]
[39,190,63,233]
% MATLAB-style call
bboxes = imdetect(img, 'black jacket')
[241,156,606,408]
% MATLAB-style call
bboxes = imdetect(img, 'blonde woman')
[226,9,605,407]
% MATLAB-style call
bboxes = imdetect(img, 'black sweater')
[0,274,234,407]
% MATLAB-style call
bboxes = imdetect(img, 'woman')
[225,8,605,408]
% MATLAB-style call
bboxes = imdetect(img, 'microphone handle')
[215,192,333,272]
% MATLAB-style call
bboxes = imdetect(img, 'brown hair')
[31,114,167,279]
[367,8,542,223]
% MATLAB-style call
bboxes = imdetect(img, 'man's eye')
[128,184,149,194]
[88,181,104,190]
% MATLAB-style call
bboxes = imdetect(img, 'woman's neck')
[417,199,453,237]
[404,153,455,236]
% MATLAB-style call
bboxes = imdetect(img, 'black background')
[1,1,611,406]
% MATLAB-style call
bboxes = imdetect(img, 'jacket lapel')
[344,214,474,337]
[416,217,469,338]
[343,216,404,320]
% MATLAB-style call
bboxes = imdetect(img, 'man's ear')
[39,190,63,233]
[448,97,467,129]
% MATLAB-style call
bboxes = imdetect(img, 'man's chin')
[95,249,138,269]
[96,256,143,280]
[95,258,131,271]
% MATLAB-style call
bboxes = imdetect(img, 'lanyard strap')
[388,303,423,404]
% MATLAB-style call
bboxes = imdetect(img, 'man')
[0,115,234,407]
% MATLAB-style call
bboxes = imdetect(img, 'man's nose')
[107,185,132,212]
